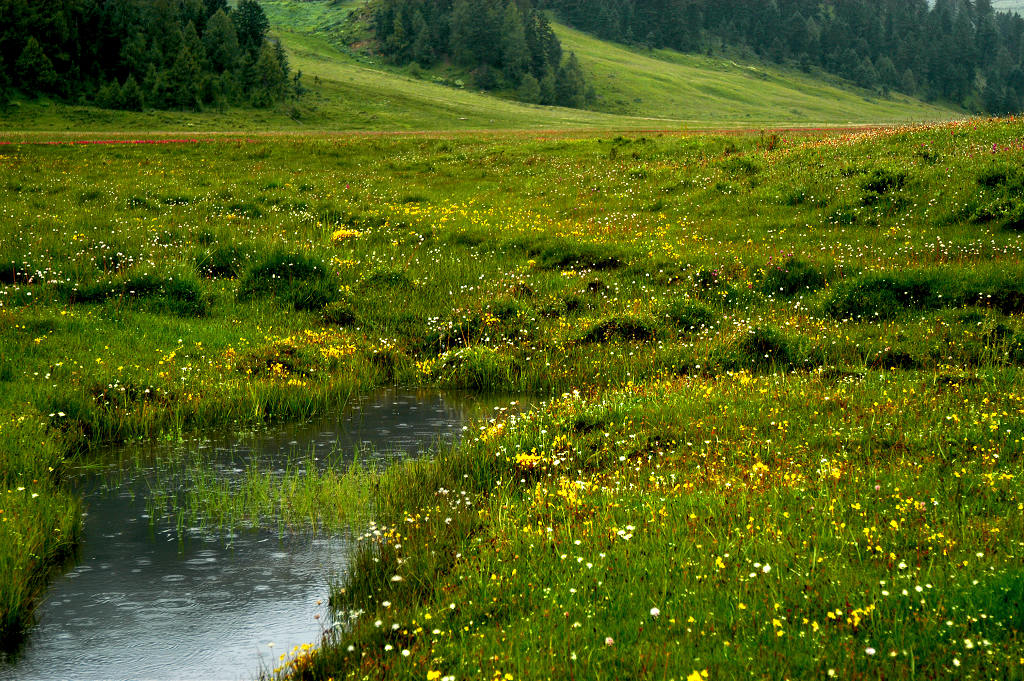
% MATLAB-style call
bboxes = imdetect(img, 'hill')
[0,0,958,132]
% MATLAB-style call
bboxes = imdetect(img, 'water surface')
[1,389,511,681]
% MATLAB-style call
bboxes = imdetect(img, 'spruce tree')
[517,72,541,103]
[120,74,145,111]
[501,2,530,80]
[554,53,585,108]
[16,37,60,94]
[250,41,285,107]
[233,0,270,55]
[168,46,201,109]
[203,9,239,72]
[95,80,123,108]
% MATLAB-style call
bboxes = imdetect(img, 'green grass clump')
[237,249,340,311]
[580,314,661,343]
[760,256,827,296]
[60,267,209,317]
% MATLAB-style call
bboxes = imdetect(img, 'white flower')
[865,647,876,656]
[605,637,615,646]
[762,564,771,573]
[650,607,661,618]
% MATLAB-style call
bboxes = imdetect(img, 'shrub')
[237,249,340,311]
[861,167,906,194]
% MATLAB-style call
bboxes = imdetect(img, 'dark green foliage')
[59,269,210,317]
[862,167,907,195]
[237,249,340,311]
[825,272,943,320]
[970,163,1024,231]
[737,325,795,370]
[871,347,918,370]
[535,240,624,270]
[540,0,1024,115]
[664,300,719,333]
[15,37,59,95]
[760,257,826,296]
[323,300,357,326]
[233,0,271,54]
[194,244,253,278]
[581,315,660,343]
[373,0,586,108]
[0,0,290,109]
[825,267,1024,319]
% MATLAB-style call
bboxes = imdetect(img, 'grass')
[0,119,1021,677]
[552,22,954,125]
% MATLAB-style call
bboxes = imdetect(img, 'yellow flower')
[427,672,442,681]
[331,228,362,242]
[686,670,709,681]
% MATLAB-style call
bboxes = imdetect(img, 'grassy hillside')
[554,23,955,125]
[0,0,959,133]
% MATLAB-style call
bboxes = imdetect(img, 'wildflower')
[428,672,443,681]
[650,607,661,618]
[686,671,708,681]
[865,647,876,656]
[605,637,614,646]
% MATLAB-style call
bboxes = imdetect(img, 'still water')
[1,389,510,681]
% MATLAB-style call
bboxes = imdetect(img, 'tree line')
[371,0,592,108]
[0,0,297,110]
[539,0,1024,114]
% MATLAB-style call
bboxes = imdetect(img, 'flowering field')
[0,121,1022,677]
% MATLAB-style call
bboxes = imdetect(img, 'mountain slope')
[553,23,954,125]
[0,0,960,132]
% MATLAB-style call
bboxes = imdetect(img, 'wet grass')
[0,120,1022,675]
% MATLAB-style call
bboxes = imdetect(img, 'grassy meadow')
[0,120,1022,677]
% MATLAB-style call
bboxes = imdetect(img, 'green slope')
[555,23,956,125]
[0,0,960,132]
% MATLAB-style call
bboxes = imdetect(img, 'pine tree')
[250,41,286,107]
[0,55,9,104]
[517,72,541,103]
[411,10,434,66]
[202,9,239,73]
[95,79,123,108]
[16,37,60,94]
[501,2,530,80]
[233,0,269,55]
[168,46,202,109]
[120,74,145,111]
[554,52,585,108]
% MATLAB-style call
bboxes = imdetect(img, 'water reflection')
[1,389,513,681]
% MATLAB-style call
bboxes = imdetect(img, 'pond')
[1,389,514,681]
